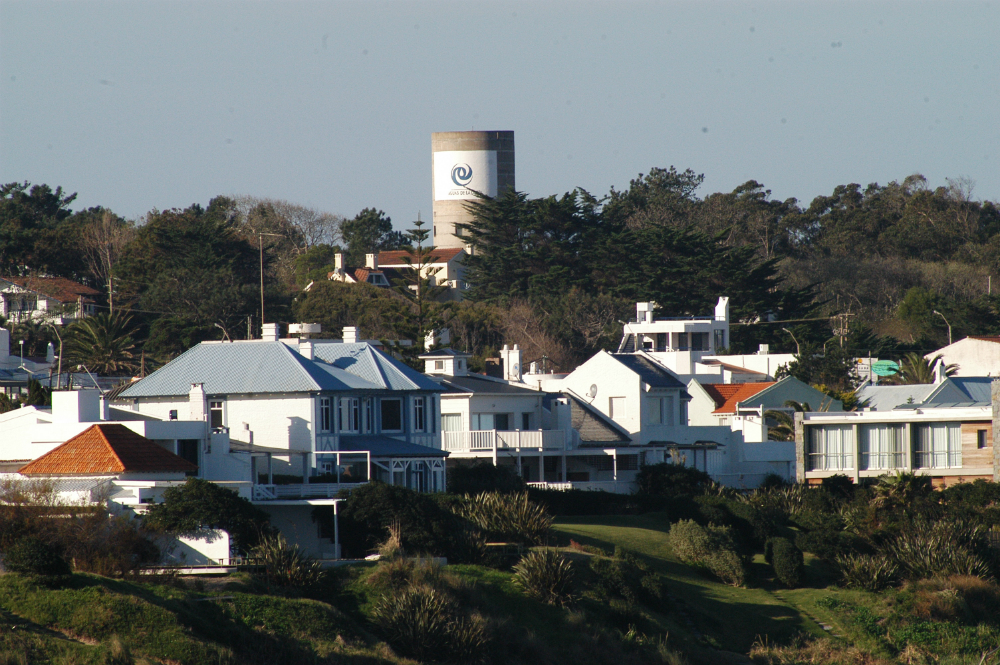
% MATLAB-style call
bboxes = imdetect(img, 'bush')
[459,491,551,545]
[770,538,804,588]
[636,463,713,499]
[836,553,899,591]
[2,536,70,578]
[513,549,574,605]
[51,513,160,577]
[527,488,652,516]
[667,519,747,586]
[372,585,489,662]
[447,462,525,496]
[589,547,661,606]
[881,519,993,581]
[249,533,325,591]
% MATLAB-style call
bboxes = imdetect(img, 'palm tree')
[886,353,957,385]
[764,400,813,441]
[870,471,933,512]
[63,312,139,376]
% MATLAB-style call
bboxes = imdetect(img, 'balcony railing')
[252,482,365,501]
[442,430,567,453]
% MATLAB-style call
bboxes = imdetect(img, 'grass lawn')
[554,514,830,654]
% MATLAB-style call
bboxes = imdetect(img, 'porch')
[442,429,568,455]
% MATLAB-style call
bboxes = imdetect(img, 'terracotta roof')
[0,276,100,303]
[377,248,464,265]
[702,382,776,414]
[19,424,197,476]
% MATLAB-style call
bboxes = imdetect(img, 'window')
[807,425,854,471]
[618,455,639,471]
[434,360,444,371]
[713,329,726,351]
[414,397,426,432]
[472,413,510,430]
[978,429,989,449]
[860,424,904,470]
[914,423,962,469]
[177,439,199,471]
[522,412,533,430]
[339,397,359,432]
[364,397,373,432]
[609,397,627,419]
[442,414,462,431]
[319,397,331,432]
[495,413,510,431]
[209,401,224,429]
[381,399,402,431]
[664,396,675,426]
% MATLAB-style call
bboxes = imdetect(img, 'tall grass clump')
[513,549,574,605]
[667,519,747,586]
[836,553,899,592]
[459,491,552,545]
[880,520,993,581]
[249,533,325,591]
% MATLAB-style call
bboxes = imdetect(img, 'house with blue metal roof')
[115,333,448,501]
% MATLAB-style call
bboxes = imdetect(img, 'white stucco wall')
[928,338,1000,377]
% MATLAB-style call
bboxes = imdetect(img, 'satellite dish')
[587,384,598,398]
[512,363,520,375]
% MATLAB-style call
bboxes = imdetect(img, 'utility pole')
[832,313,854,348]
[933,310,952,346]
[258,232,283,337]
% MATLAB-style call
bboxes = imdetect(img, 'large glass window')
[442,414,462,431]
[413,397,426,432]
[691,332,709,351]
[472,413,510,430]
[339,397,359,432]
[807,425,854,471]
[319,397,331,432]
[381,399,403,431]
[860,424,904,470]
[914,423,962,469]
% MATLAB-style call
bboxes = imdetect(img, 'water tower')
[431,131,515,249]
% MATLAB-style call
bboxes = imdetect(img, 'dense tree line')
[3,168,999,385]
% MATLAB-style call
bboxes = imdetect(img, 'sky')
[2,0,998,234]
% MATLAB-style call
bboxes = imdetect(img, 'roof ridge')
[278,341,324,391]
[96,424,127,473]
[366,345,393,388]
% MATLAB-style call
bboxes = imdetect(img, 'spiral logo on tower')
[451,164,473,187]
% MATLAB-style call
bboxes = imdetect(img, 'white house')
[925,336,1000,377]
[326,253,394,288]
[377,248,469,301]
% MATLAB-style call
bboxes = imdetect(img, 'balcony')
[251,482,365,501]
[442,430,568,455]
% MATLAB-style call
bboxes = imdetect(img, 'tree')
[62,312,139,375]
[80,209,136,314]
[340,208,404,266]
[0,182,89,278]
[886,353,957,385]
[142,478,273,554]
[390,215,448,363]
[292,280,410,342]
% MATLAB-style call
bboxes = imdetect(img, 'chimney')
[501,344,523,383]
[299,338,314,360]
[366,253,378,269]
[52,390,100,424]
[715,296,730,323]
[758,344,769,355]
[334,253,344,271]
[262,323,280,341]
[343,326,358,343]
[189,383,207,422]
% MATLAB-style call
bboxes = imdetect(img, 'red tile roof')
[702,382,776,414]
[19,424,197,476]
[1,276,100,303]
[377,248,464,265]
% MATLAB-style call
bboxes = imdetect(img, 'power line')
[730,316,835,326]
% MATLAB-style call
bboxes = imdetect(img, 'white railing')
[527,480,636,494]
[252,482,364,501]
[442,430,567,453]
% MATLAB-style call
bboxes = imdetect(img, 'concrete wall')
[431,131,514,249]
[931,338,1000,377]
[439,392,543,431]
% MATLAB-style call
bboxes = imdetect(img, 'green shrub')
[372,584,489,662]
[667,519,747,586]
[590,547,661,605]
[459,491,551,545]
[447,462,525,496]
[881,520,993,581]
[2,536,70,577]
[51,513,160,577]
[636,463,713,499]
[836,553,899,592]
[527,488,652,516]
[513,549,574,605]
[249,534,325,591]
[770,538,804,587]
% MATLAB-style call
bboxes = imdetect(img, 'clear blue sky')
[2,1,997,232]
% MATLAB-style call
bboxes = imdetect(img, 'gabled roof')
[311,342,443,392]
[420,348,471,358]
[562,392,632,445]
[855,383,937,411]
[702,382,776,414]
[968,336,1000,344]
[377,248,465,265]
[610,353,686,389]
[436,374,539,395]
[19,424,197,476]
[118,341,381,398]
[919,377,993,407]
[0,276,100,303]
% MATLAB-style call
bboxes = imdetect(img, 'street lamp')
[44,323,63,389]
[18,339,24,369]
[258,232,283,337]
[932,310,952,346]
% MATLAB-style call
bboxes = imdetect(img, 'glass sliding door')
[860,424,905,470]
